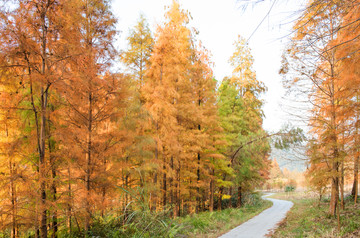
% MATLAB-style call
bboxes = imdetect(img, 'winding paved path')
[219,194,293,238]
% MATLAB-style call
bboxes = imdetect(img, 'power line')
[246,0,278,43]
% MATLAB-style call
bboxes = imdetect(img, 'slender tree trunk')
[196,94,201,212]
[101,156,107,218]
[352,154,359,203]
[228,187,232,208]
[173,173,179,217]
[196,150,201,213]
[50,160,58,238]
[29,67,40,238]
[35,170,40,238]
[327,14,340,219]
[85,91,93,231]
[39,4,50,235]
[237,186,242,208]
[209,168,214,212]
[170,157,174,209]
[123,173,129,225]
[352,127,359,203]
[6,121,16,237]
[202,191,206,212]
[218,187,223,211]
[152,125,159,211]
[67,167,72,234]
[40,88,48,238]
[352,98,359,203]
[151,172,157,211]
[340,162,345,210]
[329,161,339,216]
[51,182,58,238]
[35,220,40,238]
[173,173,178,217]
[101,188,106,218]
[48,124,58,238]
[163,157,167,209]
[176,161,181,216]
[10,159,17,238]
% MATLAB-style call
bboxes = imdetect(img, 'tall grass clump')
[67,186,181,238]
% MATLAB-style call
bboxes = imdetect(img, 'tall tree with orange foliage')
[0,1,74,236]
[120,15,155,209]
[0,70,29,238]
[334,0,360,204]
[52,0,129,231]
[186,41,226,214]
[281,0,348,217]
[143,0,192,213]
[121,14,154,89]
[143,0,226,215]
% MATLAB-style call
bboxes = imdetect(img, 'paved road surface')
[219,194,293,238]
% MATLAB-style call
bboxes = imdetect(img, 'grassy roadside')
[269,192,360,238]
[177,196,272,238]
[65,193,272,237]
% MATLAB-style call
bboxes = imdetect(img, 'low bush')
[284,185,295,192]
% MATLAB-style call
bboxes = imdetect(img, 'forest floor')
[177,196,272,238]
[269,191,360,237]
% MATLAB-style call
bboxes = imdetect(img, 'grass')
[6,192,271,237]
[86,195,273,238]
[177,197,272,238]
[269,191,360,238]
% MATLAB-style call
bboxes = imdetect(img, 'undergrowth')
[271,192,360,238]
[79,191,271,237]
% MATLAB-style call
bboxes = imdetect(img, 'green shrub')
[285,185,296,192]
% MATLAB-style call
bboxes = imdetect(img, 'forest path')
[219,194,293,238]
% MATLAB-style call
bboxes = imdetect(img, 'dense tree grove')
[0,0,271,236]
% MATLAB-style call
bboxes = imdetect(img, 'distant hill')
[264,156,306,190]
[269,146,307,172]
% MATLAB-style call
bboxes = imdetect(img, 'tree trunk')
[196,150,201,213]
[202,191,206,212]
[352,155,359,203]
[10,159,17,238]
[163,157,167,209]
[340,162,345,210]
[329,161,339,216]
[218,187,223,211]
[39,4,50,235]
[85,91,93,232]
[123,173,129,225]
[67,167,72,234]
[29,77,40,238]
[48,126,58,238]
[151,172,157,211]
[170,157,174,209]
[237,186,242,208]
[176,161,181,216]
[209,168,214,212]
[51,165,58,238]
[228,187,232,208]
[40,87,47,238]
[353,97,359,203]
[152,130,159,211]
[101,156,107,218]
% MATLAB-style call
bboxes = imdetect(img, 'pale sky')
[112,0,306,132]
